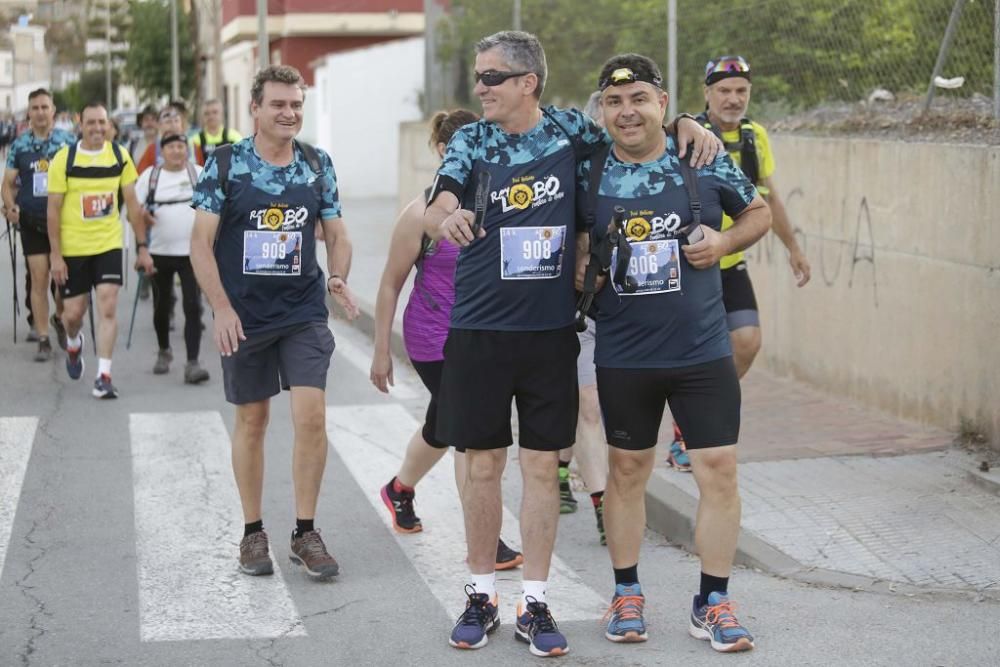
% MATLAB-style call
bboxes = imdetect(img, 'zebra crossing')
[0,403,607,646]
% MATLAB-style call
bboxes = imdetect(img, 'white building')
[311,37,424,199]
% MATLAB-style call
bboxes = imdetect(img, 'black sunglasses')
[475,70,531,87]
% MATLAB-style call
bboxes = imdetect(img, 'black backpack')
[66,140,125,179]
[695,112,759,186]
[145,162,199,210]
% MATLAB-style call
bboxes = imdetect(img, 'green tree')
[124,0,197,103]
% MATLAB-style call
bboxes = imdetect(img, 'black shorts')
[61,249,123,298]
[436,326,580,452]
[596,357,741,451]
[411,359,460,452]
[221,321,335,405]
[18,217,50,256]
[721,262,759,330]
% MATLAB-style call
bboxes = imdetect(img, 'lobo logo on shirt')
[624,209,683,242]
[248,203,309,231]
[492,174,564,213]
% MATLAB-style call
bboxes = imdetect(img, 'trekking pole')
[126,268,144,350]
[471,170,492,236]
[4,221,20,342]
[88,290,97,354]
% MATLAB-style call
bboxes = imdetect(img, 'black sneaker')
[496,538,524,570]
[33,337,52,362]
[65,333,85,381]
[449,584,500,650]
[380,477,422,533]
[92,373,119,399]
[239,530,274,576]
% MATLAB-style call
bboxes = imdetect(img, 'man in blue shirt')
[580,53,770,652]
[424,31,721,657]
[190,65,358,583]
[2,88,75,360]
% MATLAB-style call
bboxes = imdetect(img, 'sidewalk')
[342,196,1000,600]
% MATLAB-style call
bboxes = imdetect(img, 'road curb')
[967,468,1000,496]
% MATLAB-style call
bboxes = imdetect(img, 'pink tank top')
[403,236,458,362]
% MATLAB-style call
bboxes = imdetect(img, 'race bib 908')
[499,225,566,280]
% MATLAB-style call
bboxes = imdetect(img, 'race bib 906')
[243,230,302,276]
[499,225,566,280]
[614,239,682,295]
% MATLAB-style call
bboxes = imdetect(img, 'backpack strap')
[585,141,612,232]
[65,141,126,178]
[294,139,328,201]
[184,162,198,188]
[199,130,207,151]
[146,165,162,209]
[541,107,595,162]
[215,144,233,197]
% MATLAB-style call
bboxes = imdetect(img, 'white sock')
[470,572,496,599]
[67,333,82,350]
[521,580,547,607]
[98,358,112,377]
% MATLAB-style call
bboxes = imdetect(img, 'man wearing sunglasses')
[424,30,720,657]
[580,53,770,652]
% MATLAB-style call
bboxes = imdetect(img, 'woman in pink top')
[369,110,522,569]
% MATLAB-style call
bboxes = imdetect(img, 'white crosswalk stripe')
[129,411,306,642]
[327,403,607,622]
[0,416,38,580]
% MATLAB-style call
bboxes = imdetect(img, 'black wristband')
[136,241,149,250]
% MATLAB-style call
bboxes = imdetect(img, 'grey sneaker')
[33,337,53,362]
[239,531,274,576]
[50,314,67,351]
[184,360,210,384]
[153,348,172,375]
[289,530,340,580]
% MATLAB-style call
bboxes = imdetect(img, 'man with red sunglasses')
[667,56,813,471]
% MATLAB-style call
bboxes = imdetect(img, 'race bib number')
[499,225,566,280]
[81,192,115,220]
[615,239,682,295]
[243,230,302,276]
[32,173,48,197]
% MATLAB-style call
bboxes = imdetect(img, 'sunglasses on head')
[705,56,750,78]
[474,70,530,87]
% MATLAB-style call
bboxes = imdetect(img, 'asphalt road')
[0,247,997,666]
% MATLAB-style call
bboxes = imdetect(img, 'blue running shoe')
[92,373,119,399]
[515,597,568,657]
[667,439,692,472]
[689,591,755,652]
[449,585,499,650]
[65,334,85,381]
[604,583,647,643]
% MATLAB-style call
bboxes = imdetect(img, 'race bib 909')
[243,230,302,276]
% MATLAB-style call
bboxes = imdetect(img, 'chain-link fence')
[436,0,999,139]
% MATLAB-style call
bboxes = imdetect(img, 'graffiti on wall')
[751,187,879,307]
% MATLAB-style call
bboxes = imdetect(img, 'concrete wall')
[395,131,1000,445]
[750,136,1000,445]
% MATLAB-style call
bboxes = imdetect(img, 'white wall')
[313,37,423,199]
[221,41,255,136]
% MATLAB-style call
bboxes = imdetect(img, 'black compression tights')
[150,254,202,361]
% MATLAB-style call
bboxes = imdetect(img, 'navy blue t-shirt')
[192,137,341,334]
[433,106,606,331]
[579,134,757,368]
[5,128,76,221]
